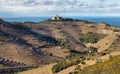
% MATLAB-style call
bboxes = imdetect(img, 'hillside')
[78,55,120,74]
[0,18,120,73]
[0,19,63,66]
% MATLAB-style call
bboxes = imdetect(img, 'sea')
[2,16,120,27]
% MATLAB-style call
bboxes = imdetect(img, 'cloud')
[0,0,120,16]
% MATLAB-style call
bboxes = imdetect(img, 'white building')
[52,15,62,21]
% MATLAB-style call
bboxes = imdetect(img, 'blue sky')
[0,0,120,17]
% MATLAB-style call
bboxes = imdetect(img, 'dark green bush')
[101,52,107,56]
[90,46,98,53]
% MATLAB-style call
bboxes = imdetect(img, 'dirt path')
[56,65,76,74]
[86,33,117,52]
[98,52,120,60]
[17,64,55,74]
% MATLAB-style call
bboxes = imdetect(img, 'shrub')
[75,65,81,70]
[109,55,113,60]
[101,52,107,56]
[69,71,78,74]
[81,61,86,65]
[90,46,98,53]
[49,53,53,56]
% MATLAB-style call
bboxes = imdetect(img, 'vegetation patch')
[52,59,81,73]
[79,32,106,43]
[89,46,98,53]
[107,35,120,51]
[56,38,71,49]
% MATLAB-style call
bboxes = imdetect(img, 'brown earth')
[0,19,120,67]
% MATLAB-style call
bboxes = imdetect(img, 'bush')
[81,61,86,65]
[101,52,107,56]
[90,46,98,53]
[69,71,78,74]
[109,55,113,60]
[49,53,53,56]
[75,65,81,70]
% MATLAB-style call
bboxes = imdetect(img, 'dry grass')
[0,42,37,65]
[17,64,55,74]
[42,46,70,58]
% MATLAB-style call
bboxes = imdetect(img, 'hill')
[0,17,120,73]
[78,55,120,74]
[0,19,63,66]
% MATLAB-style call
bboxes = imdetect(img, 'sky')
[0,0,120,17]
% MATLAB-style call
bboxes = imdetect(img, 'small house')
[52,15,62,21]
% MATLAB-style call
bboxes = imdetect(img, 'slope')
[78,55,120,74]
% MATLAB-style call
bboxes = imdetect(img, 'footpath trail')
[86,33,117,52]
[98,52,120,60]
[17,64,54,74]
[56,65,76,74]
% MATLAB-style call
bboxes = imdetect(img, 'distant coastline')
[2,16,120,27]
